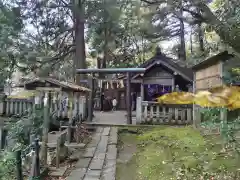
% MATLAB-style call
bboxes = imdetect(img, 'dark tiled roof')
[24,77,91,92]
[137,53,193,81]
[191,51,234,70]
[118,53,193,81]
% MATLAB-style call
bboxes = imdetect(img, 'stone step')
[65,143,86,149]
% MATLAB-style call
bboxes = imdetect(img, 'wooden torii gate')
[76,68,146,124]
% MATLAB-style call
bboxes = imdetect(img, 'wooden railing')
[1,98,34,116]
[136,97,192,125]
[0,95,87,119]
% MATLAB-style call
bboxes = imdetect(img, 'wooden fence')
[0,94,87,119]
[136,97,193,125]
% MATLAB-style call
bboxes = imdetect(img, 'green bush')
[0,151,16,180]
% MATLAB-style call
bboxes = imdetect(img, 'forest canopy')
[0,0,239,86]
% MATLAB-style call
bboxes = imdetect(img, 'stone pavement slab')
[84,177,99,180]
[66,168,87,180]
[108,128,118,145]
[95,136,108,154]
[66,126,118,180]
[84,170,101,179]
[96,127,104,133]
[83,147,96,158]
[102,127,110,136]
[75,158,92,168]
[106,145,117,160]
[89,158,105,170]
[93,153,106,160]
[101,159,116,180]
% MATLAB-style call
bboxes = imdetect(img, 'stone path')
[90,111,132,125]
[67,127,118,180]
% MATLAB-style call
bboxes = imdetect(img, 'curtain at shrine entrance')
[144,84,172,101]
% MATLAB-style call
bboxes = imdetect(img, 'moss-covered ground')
[116,126,240,180]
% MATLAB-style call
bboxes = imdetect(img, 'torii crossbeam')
[76,68,146,124]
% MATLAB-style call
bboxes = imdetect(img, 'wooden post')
[30,151,36,178]
[171,78,175,92]
[73,92,78,118]
[82,96,87,119]
[29,134,35,144]
[126,72,132,124]
[16,150,23,180]
[193,105,201,128]
[41,91,50,165]
[57,92,62,118]
[29,139,40,179]
[53,92,58,113]
[67,92,73,144]
[6,98,10,115]
[34,138,40,177]
[0,127,2,149]
[140,80,144,101]
[192,72,198,127]
[136,97,142,124]
[0,94,5,115]
[79,96,84,119]
[56,137,61,168]
[59,121,63,132]
[220,108,228,150]
[64,93,68,118]
[88,76,94,121]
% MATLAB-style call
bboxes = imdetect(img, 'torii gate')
[76,68,146,124]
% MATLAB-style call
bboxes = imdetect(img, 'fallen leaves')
[157,86,240,110]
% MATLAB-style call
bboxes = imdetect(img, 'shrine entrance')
[144,84,172,101]
[76,68,145,124]
[93,79,126,111]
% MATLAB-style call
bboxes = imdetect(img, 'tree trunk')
[179,0,186,60]
[198,23,204,52]
[197,8,204,52]
[190,27,193,54]
[74,0,86,85]
[101,1,110,94]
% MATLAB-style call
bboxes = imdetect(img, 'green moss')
[136,126,240,180]
[116,155,137,180]
[117,126,240,180]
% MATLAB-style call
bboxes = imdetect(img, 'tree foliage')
[0,2,23,87]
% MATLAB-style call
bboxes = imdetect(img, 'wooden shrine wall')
[195,62,223,91]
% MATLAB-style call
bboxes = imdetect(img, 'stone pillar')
[136,97,142,124]
[140,81,144,101]
[171,78,175,92]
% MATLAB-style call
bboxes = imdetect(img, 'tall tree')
[179,0,186,60]
[0,2,23,88]
[141,0,240,54]
[73,0,86,84]
[10,0,92,84]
